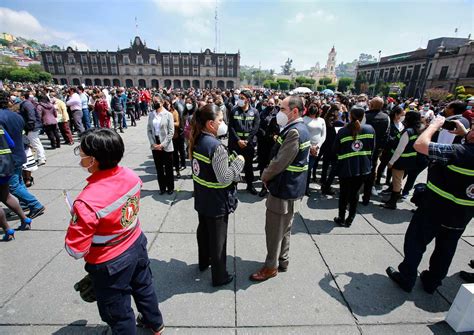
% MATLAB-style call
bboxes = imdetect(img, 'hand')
[387,163,393,169]
[153,144,163,151]
[238,140,247,148]
[237,154,245,162]
[430,115,445,130]
[449,119,469,137]
[310,146,318,156]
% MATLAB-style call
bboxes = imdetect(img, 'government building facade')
[40,36,240,89]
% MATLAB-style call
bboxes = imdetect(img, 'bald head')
[369,97,384,111]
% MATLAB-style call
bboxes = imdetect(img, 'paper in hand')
[63,190,73,213]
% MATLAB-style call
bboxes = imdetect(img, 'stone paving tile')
[360,322,467,334]
[237,325,360,335]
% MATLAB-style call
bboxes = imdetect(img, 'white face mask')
[399,116,405,123]
[186,103,193,110]
[217,122,228,137]
[237,99,245,107]
[276,111,288,127]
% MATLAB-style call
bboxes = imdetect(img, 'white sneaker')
[371,186,379,196]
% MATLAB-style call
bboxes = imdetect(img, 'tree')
[326,83,337,91]
[277,79,291,91]
[270,81,279,90]
[9,68,35,82]
[319,77,332,86]
[424,88,450,102]
[28,64,43,73]
[455,86,466,98]
[358,53,377,65]
[281,58,293,75]
[337,77,353,92]
[354,73,368,94]
[38,71,52,82]
[316,85,326,92]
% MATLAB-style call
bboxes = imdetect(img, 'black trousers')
[172,135,186,171]
[376,148,392,185]
[152,149,174,192]
[362,148,383,202]
[321,157,337,189]
[232,144,255,186]
[127,109,136,126]
[398,199,468,289]
[85,234,163,334]
[44,124,61,148]
[338,175,368,219]
[197,214,229,285]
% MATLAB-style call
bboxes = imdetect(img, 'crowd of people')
[0,81,473,334]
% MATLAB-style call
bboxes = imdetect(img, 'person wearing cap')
[228,90,260,194]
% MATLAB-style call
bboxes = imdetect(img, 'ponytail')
[188,114,201,159]
[188,103,221,159]
[348,106,365,140]
[351,119,361,139]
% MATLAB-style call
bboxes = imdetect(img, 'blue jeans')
[82,108,91,130]
[9,167,43,211]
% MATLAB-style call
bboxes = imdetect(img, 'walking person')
[65,128,165,334]
[78,86,91,130]
[147,96,175,194]
[36,95,60,149]
[111,90,124,133]
[333,106,375,227]
[189,104,244,286]
[95,92,111,129]
[51,92,74,145]
[126,92,136,127]
[19,91,46,165]
[250,96,310,281]
[66,87,85,135]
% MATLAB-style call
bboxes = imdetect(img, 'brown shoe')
[249,267,277,282]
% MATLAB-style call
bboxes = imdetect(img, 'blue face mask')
[467,106,472,110]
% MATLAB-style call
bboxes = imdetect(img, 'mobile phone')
[442,120,457,131]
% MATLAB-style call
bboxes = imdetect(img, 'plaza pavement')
[0,118,473,335]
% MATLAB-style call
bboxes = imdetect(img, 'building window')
[467,63,474,77]
[192,56,198,66]
[183,56,189,66]
[163,55,169,65]
[71,67,76,74]
[100,55,107,65]
[218,57,224,66]
[82,67,88,74]
[150,55,156,65]
[151,68,156,75]
[164,67,170,75]
[174,67,179,76]
[137,55,143,65]
[46,54,53,64]
[439,66,449,80]
[227,58,233,66]
[110,55,116,64]
[91,55,97,64]
[227,68,233,77]
[218,68,223,76]
[55,55,62,63]
[81,54,88,64]
[68,54,75,64]
[123,55,129,65]
[173,56,179,65]
[206,69,211,76]
[102,66,108,74]
[111,67,118,75]
[193,67,198,76]
[205,57,211,66]
[183,68,189,76]
[138,68,144,75]
[125,68,130,75]
[57,65,65,74]
[92,66,99,74]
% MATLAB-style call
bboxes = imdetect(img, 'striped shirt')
[428,142,456,165]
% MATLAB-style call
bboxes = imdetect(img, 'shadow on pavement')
[427,320,472,335]
[51,321,109,335]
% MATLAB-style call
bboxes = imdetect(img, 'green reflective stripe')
[286,165,308,172]
[233,116,244,120]
[229,154,236,162]
[399,152,417,158]
[233,116,254,121]
[0,130,4,135]
[192,152,211,164]
[338,150,372,160]
[340,134,374,143]
[299,141,311,150]
[277,136,283,145]
[236,132,249,137]
[409,135,418,140]
[427,181,474,206]
[0,149,11,154]
[447,165,474,176]
[192,174,232,189]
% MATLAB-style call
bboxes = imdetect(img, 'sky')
[1,0,473,72]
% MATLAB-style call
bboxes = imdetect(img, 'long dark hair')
[188,103,221,158]
[404,111,422,133]
[348,106,365,139]
[389,105,403,122]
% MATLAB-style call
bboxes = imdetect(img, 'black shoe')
[420,270,437,294]
[321,187,335,196]
[120,129,124,133]
[136,313,165,333]
[345,216,355,227]
[305,189,311,197]
[469,260,474,269]
[167,190,174,195]
[460,271,474,283]
[278,265,288,272]
[176,172,181,179]
[246,185,258,195]
[213,274,234,287]
[386,266,412,293]
[159,190,166,195]
[27,206,45,219]
[361,200,369,206]
[199,264,209,272]
[258,188,268,197]
[333,217,345,226]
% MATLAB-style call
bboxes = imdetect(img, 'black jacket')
[365,109,390,149]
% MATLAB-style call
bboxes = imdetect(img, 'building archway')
[125,79,133,88]
[52,78,59,84]
[204,80,212,89]
[138,79,146,88]
[60,78,68,85]
[151,79,159,88]
[72,78,80,86]
[192,80,200,89]
[112,79,120,87]
[226,80,235,89]
[94,78,102,86]
[85,78,92,86]
[164,79,172,88]
[103,78,111,86]
[217,80,225,89]
[183,80,190,89]
[173,79,181,89]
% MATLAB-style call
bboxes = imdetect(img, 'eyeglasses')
[73,145,81,156]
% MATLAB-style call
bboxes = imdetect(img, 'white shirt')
[152,111,163,134]
[303,116,326,147]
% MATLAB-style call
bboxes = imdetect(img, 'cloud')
[0,7,90,50]
[152,0,217,17]
[183,18,212,37]
[287,9,336,24]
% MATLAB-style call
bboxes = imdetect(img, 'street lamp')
[372,50,382,97]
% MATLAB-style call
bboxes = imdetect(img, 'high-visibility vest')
[392,128,419,170]
[267,120,310,200]
[0,127,14,178]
